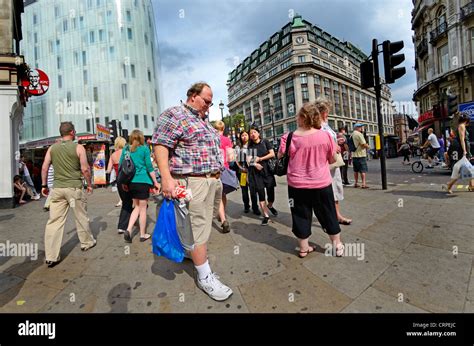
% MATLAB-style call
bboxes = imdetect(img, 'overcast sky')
[153,0,417,120]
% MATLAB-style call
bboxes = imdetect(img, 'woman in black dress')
[235,130,259,214]
[247,126,278,226]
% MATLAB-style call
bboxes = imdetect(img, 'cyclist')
[421,128,440,169]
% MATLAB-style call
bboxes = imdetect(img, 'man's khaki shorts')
[175,176,222,246]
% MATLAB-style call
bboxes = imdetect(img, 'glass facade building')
[20,0,163,143]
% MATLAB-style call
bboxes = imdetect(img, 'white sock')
[195,260,212,280]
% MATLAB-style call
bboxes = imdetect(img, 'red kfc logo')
[22,68,50,96]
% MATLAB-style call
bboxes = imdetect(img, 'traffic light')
[382,40,406,84]
[108,120,118,142]
[360,60,374,89]
[447,94,458,117]
[122,129,129,140]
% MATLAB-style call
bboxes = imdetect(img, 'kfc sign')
[21,68,49,96]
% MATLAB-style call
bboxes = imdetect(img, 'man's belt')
[173,172,221,179]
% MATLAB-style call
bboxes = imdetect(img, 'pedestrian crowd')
[31,81,472,302]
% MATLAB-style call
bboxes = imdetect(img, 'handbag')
[275,132,294,176]
[117,145,136,185]
[221,167,239,194]
[330,152,345,169]
[267,157,277,174]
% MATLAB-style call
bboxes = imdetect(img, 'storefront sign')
[96,124,111,142]
[77,135,96,141]
[418,110,434,124]
[21,68,49,96]
[459,101,474,121]
[93,144,106,185]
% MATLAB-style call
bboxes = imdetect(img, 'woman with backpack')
[121,130,161,242]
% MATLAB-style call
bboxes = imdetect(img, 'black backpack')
[117,145,136,185]
[347,135,357,152]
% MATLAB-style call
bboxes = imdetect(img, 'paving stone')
[207,242,285,287]
[373,243,472,312]
[358,219,426,251]
[0,281,60,313]
[238,265,352,313]
[303,234,402,299]
[341,287,428,313]
[414,222,474,255]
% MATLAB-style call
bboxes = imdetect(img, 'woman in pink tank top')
[278,103,344,258]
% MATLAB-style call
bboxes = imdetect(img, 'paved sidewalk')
[0,177,473,313]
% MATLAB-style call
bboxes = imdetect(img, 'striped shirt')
[152,105,224,175]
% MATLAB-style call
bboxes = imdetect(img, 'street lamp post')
[85,106,95,134]
[219,100,224,121]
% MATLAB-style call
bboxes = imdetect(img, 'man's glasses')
[198,95,213,107]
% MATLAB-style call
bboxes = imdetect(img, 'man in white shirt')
[422,128,441,168]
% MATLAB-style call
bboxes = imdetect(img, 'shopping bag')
[459,157,474,180]
[153,194,194,252]
[240,172,247,187]
[221,168,239,194]
[152,199,185,263]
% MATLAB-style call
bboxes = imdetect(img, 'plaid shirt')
[152,105,224,175]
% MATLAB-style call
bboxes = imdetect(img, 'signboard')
[77,134,96,141]
[418,110,434,124]
[459,101,474,121]
[96,124,111,142]
[21,68,49,96]
[92,144,106,185]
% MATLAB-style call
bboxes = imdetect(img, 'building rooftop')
[227,14,368,84]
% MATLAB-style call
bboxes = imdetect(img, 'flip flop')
[298,246,315,258]
[338,218,352,225]
[140,234,151,242]
[353,184,360,188]
[361,185,370,189]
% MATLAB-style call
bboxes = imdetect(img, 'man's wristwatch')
[42,184,48,188]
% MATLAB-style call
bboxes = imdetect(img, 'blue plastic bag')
[152,199,185,263]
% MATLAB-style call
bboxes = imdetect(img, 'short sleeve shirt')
[352,131,367,158]
[151,105,224,175]
[428,134,440,148]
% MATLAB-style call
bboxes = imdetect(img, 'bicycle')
[411,147,443,173]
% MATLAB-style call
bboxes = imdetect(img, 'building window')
[122,84,128,99]
[134,114,139,128]
[124,114,129,121]
[123,64,127,78]
[73,51,79,65]
[148,69,151,81]
[63,19,68,32]
[287,121,297,132]
[83,70,88,84]
[58,75,62,88]
[54,6,60,18]
[144,114,148,128]
[471,28,474,63]
[127,28,133,40]
[298,55,306,63]
[300,73,307,84]
[302,85,309,103]
[323,62,330,69]
[438,43,449,74]
[34,47,39,60]
[99,29,104,41]
[126,10,132,22]
[282,35,290,46]
[144,33,149,45]
[57,56,62,69]
[280,60,291,70]
[82,51,87,65]
[104,116,109,125]
[33,14,37,25]
[89,31,95,43]
[131,64,136,78]
[93,87,99,102]
[109,46,115,59]
[86,119,91,132]
[79,16,84,29]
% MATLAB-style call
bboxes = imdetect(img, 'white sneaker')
[196,272,233,301]
[117,229,125,234]
[32,194,41,200]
